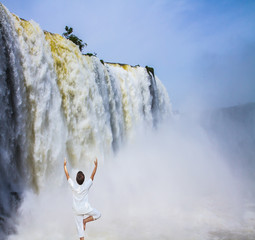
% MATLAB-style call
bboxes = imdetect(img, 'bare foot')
[83,219,87,231]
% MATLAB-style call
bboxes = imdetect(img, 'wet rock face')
[0,191,22,238]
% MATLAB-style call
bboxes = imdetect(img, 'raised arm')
[90,158,98,181]
[64,158,70,180]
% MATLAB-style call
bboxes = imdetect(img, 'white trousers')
[74,208,101,238]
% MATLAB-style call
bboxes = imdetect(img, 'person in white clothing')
[64,158,101,240]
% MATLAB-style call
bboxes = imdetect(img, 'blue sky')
[2,0,255,110]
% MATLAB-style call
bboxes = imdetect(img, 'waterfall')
[0,4,29,236]
[0,3,171,238]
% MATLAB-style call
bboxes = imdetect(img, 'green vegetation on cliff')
[62,26,87,52]
[145,66,155,77]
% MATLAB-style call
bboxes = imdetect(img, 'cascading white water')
[12,12,68,190]
[3,3,171,187]
[0,4,171,239]
[0,4,29,236]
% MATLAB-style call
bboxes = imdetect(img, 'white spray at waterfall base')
[8,118,255,240]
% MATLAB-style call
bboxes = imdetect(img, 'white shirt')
[68,177,93,214]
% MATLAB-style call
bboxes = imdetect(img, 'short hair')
[76,171,85,185]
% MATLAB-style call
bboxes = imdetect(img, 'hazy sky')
[2,0,255,110]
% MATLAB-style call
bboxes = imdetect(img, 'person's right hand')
[94,158,98,166]
[64,158,67,166]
